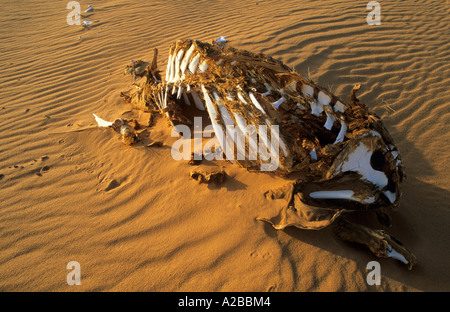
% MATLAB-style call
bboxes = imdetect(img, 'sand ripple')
[0,0,448,291]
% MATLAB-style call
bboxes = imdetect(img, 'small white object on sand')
[93,114,113,127]
[216,36,227,43]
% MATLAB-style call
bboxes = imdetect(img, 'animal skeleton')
[118,38,416,269]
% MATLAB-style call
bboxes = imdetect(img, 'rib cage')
[123,39,394,176]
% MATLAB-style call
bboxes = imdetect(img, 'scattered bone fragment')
[93,113,137,145]
[85,5,93,13]
[147,141,163,147]
[190,169,226,184]
[120,125,137,145]
[124,60,149,78]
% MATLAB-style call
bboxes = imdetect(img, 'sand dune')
[0,0,449,291]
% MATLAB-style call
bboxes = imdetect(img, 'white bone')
[163,86,169,109]
[188,53,200,74]
[214,92,246,161]
[262,117,287,157]
[214,94,236,160]
[233,112,259,160]
[190,90,205,111]
[216,36,227,43]
[257,124,273,161]
[198,61,208,73]
[237,92,248,104]
[310,190,355,200]
[256,117,283,163]
[324,112,336,130]
[186,84,191,93]
[279,139,288,157]
[310,149,317,161]
[272,97,286,109]
[363,196,376,204]
[334,120,347,144]
[172,49,185,82]
[249,92,266,114]
[165,112,176,129]
[93,114,113,127]
[120,125,130,135]
[201,86,217,114]
[334,101,346,113]
[318,91,331,105]
[309,100,323,116]
[213,92,233,125]
[201,85,231,160]
[369,130,381,138]
[386,244,408,264]
[154,91,163,111]
[168,51,177,83]
[335,142,388,188]
[180,44,196,74]
[302,84,314,97]
[165,54,173,82]
[309,190,376,204]
[383,191,396,204]
[177,85,184,99]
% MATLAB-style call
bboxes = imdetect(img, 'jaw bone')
[386,244,408,264]
[333,219,416,270]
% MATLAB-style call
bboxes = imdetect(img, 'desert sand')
[0,0,449,292]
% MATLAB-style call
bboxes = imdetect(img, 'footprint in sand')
[104,179,120,192]
[34,156,51,176]
[36,165,51,176]
[250,251,272,260]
